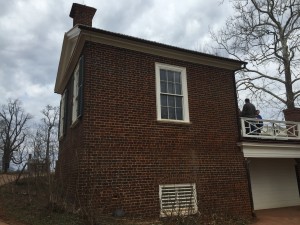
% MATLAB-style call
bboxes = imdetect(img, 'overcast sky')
[0,0,233,122]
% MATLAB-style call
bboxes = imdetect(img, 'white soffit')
[238,142,300,158]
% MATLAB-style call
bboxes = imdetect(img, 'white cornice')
[238,142,300,158]
[55,27,81,93]
[66,26,81,38]
[79,29,243,71]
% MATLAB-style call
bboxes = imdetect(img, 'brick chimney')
[69,3,97,27]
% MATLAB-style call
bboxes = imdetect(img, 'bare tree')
[211,0,300,115]
[0,119,4,171]
[32,105,59,173]
[0,99,32,173]
[32,128,45,160]
[42,105,59,173]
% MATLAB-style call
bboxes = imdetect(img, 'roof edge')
[55,25,247,94]
[78,25,247,68]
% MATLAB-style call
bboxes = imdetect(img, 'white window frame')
[155,63,190,123]
[59,91,66,138]
[72,64,80,124]
[159,183,198,217]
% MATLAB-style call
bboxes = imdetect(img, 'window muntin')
[156,63,189,122]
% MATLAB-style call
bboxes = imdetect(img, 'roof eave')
[78,25,247,71]
[55,26,247,94]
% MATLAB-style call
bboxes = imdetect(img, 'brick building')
[55,3,300,219]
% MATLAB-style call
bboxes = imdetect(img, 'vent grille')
[159,183,198,216]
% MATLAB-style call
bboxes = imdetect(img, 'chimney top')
[69,3,97,27]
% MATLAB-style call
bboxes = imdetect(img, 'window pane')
[175,83,182,95]
[160,69,167,81]
[161,95,167,106]
[161,81,167,93]
[168,107,176,119]
[175,96,182,108]
[161,107,168,119]
[176,108,183,120]
[174,72,181,83]
[167,70,174,82]
[168,82,175,94]
[168,96,175,107]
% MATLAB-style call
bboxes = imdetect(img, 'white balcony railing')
[240,117,300,140]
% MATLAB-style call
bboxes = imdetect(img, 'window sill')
[70,118,80,128]
[157,119,191,125]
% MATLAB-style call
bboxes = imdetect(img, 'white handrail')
[240,117,300,140]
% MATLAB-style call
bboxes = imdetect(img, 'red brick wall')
[283,108,300,122]
[57,41,253,218]
[55,76,85,202]
[283,109,300,190]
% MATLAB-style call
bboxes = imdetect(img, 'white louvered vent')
[159,183,198,216]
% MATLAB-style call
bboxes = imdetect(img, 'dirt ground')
[0,217,26,225]
[0,204,27,225]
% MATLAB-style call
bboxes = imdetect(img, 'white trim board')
[238,142,300,158]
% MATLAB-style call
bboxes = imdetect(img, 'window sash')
[160,69,182,95]
[77,56,84,117]
[72,64,79,123]
[71,56,84,124]
[155,63,189,122]
[161,95,183,120]
[59,90,67,138]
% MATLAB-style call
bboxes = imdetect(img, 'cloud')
[102,0,234,49]
[0,0,67,120]
[0,0,233,122]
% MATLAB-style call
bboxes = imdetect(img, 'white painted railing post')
[297,123,300,139]
[241,117,245,136]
